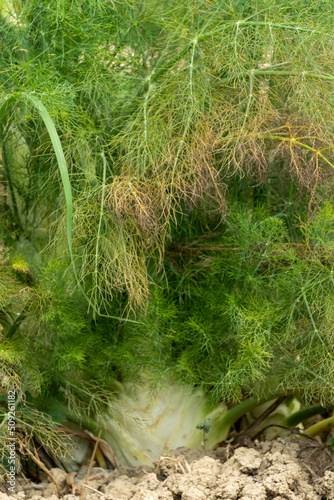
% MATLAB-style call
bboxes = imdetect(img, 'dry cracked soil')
[1,439,334,500]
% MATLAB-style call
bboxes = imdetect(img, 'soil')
[1,439,334,500]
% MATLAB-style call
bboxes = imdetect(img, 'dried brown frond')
[106,175,167,244]
[170,126,227,217]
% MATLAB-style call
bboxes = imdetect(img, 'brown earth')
[1,439,334,500]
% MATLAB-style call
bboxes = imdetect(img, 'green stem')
[143,70,155,142]
[253,69,334,82]
[283,404,334,428]
[214,391,287,439]
[302,291,327,349]
[233,21,334,38]
[200,21,334,43]
[92,153,107,317]
[304,416,334,437]
[239,69,254,137]
[189,38,197,106]
[169,38,198,190]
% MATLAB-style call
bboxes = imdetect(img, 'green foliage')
[123,204,334,404]
[2,0,334,309]
[0,246,140,420]
[1,0,334,466]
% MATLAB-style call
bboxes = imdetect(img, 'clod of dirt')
[315,470,334,499]
[1,439,333,499]
[228,447,262,473]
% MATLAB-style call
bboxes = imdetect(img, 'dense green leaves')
[2,0,334,309]
[1,1,334,457]
[122,205,334,403]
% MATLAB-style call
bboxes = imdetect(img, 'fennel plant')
[0,0,334,469]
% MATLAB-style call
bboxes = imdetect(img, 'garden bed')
[1,439,334,499]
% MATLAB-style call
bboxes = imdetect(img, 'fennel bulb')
[97,381,227,467]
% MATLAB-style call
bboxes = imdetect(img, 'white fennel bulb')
[98,380,227,467]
